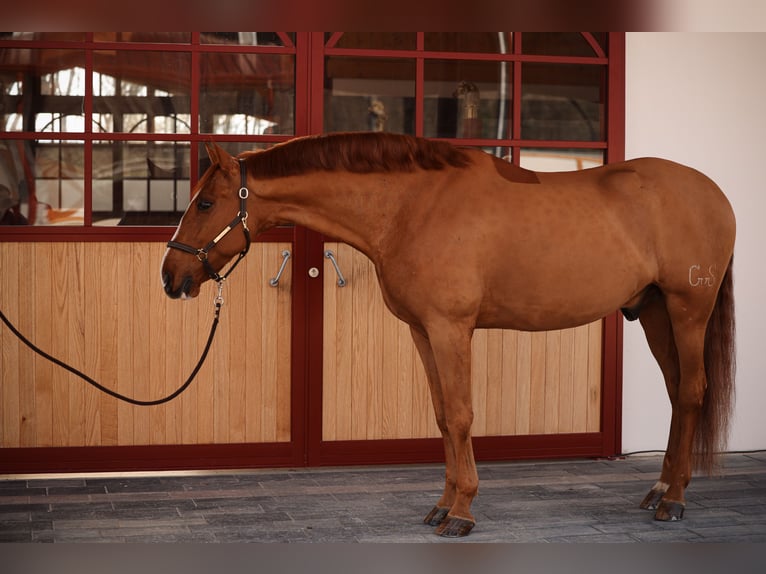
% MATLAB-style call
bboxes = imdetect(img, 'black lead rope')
[2,159,252,406]
[0,282,225,407]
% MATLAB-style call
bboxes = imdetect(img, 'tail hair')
[696,256,736,473]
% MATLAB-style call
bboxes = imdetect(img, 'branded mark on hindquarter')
[688,264,716,287]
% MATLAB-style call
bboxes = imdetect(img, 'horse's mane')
[243,132,472,179]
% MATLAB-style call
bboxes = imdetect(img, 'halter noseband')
[166,158,252,283]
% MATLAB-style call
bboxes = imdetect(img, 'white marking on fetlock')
[652,481,669,493]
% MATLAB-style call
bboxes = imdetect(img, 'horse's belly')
[476,303,611,332]
[476,264,643,331]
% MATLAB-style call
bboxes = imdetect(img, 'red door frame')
[303,32,625,466]
[0,33,625,473]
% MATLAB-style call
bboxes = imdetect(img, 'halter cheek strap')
[167,158,251,283]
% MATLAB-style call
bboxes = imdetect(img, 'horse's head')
[161,142,250,299]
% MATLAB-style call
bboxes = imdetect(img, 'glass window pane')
[199,53,295,135]
[201,32,295,46]
[521,63,605,142]
[423,60,511,139]
[521,33,602,57]
[424,33,513,54]
[92,140,189,226]
[1,49,86,133]
[0,139,84,226]
[519,148,603,171]
[324,57,415,134]
[0,32,86,42]
[328,33,416,51]
[93,33,191,43]
[92,50,191,135]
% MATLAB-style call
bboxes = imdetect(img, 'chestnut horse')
[162,132,736,537]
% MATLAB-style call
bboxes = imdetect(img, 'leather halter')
[166,158,251,283]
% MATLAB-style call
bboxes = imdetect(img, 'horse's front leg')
[410,327,456,527]
[416,321,478,537]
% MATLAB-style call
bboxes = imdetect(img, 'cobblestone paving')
[1,453,764,543]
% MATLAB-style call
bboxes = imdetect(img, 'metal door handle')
[269,249,291,286]
[324,250,347,287]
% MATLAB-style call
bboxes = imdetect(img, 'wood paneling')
[322,242,436,441]
[0,241,292,448]
[1,239,605,460]
[321,242,602,442]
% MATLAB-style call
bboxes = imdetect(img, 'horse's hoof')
[435,515,475,538]
[424,505,450,527]
[639,488,666,510]
[654,500,685,521]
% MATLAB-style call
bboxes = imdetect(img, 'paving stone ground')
[1,452,764,543]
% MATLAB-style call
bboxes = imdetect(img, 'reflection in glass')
[93,32,191,43]
[324,57,415,134]
[92,50,191,134]
[423,60,511,139]
[92,141,189,226]
[0,32,86,42]
[521,33,605,57]
[328,33,416,51]
[519,148,603,172]
[521,63,605,142]
[0,139,84,226]
[0,49,86,133]
[424,33,512,54]
[199,53,295,135]
[201,32,294,46]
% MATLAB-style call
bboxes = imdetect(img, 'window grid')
[1,32,622,241]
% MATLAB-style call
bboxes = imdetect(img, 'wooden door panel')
[322,242,437,441]
[321,242,602,442]
[0,241,293,448]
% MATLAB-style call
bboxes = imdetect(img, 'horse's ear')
[204,141,232,167]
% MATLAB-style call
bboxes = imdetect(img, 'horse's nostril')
[162,272,194,299]
[162,272,173,295]
[181,276,193,295]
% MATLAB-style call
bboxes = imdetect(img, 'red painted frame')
[308,32,625,467]
[0,33,625,474]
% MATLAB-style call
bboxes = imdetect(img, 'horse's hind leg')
[410,322,478,537]
[659,295,711,520]
[646,292,712,521]
[637,295,681,512]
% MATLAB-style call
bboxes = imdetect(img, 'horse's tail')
[696,255,736,473]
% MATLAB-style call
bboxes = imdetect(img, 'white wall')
[623,33,766,453]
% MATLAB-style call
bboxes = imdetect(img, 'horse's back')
[547,156,736,300]
[377,153,735,331]
[534,156,735,243]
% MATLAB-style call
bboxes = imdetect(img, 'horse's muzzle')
[162,272,194,299]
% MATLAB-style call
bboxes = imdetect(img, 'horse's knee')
[445,409,474,441]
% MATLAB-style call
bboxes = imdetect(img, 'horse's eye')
[197,199,214,212]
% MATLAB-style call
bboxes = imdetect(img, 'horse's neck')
[259,172,405,258]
